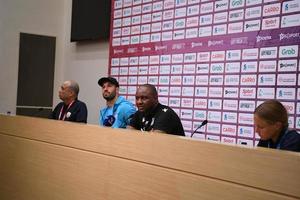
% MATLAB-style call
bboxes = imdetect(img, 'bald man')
[50,80,88,123]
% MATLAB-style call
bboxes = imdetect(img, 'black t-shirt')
[257,129,300,152]
[50,99,88,123]
[130,103,185,136]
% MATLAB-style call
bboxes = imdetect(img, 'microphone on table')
[191,120,208,138]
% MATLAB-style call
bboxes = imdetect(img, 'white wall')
[0,0,108,124]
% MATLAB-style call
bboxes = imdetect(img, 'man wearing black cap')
[98,77,136,128]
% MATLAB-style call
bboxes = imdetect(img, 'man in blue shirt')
[98,77,136,128]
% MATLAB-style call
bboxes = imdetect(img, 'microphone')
[191,120,208,138]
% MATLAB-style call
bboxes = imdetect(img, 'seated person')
[128,84,185,136]
[50,80,87,123]
[98,77,136,128]
[254,100,300,152]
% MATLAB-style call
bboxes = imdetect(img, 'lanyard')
[268,129,288,149]
[58,101,74,121]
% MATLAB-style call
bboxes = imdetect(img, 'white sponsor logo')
[159,76,170,85]
[225,62,240,73]
[201,2,214,13]
[132,6,142,16]
[129,67,138,75]
[152,22,162,32]
[120,57,129,66]
[110,67,119,75]
[183,64,196,74]
[186,28,198,38]
[195,87,208,97]
[228,22,243,33]
[215,0,229,11]
[213,24,227,35]
[246,0,262,6]
[114,9,122,19]
[262,17,280,30]
[282,102,295,115]
[241,61,257,73]
[182,87,194,96]
[149,65,159,74]
[281,14,300,28]
[172,54,183,63]
[142,3,152,13]
[173,30,185,40]
[223,99,238,110]
[131,26,140,35]
[111,58,120,66]
[169,98,181,107]
[187,5,200,16]
[170,76,182,85]
[214,12,228,24]
[229,9,244,21]
[183,76,195,85]
[138,76,147,84]
[245,6,261,19]
[194,110,207,120]
[130,36,140,44]
[277,74,297,86]
[256,35,272,43]
[174,18,186,29]
[263,3,281,16]
[162,31,173,41]
[139,56,149,65]
[148,76,158,84]
[153,1,163,11]
[199,26,212,37]
[224,75,240,85]
[175,7,187,18]
[142,14,151,23]
[149,56,159,65]
[230,0,244,9]
[278,59,297,71]
[194,99,207,109]
[199,14,213,25]
[141,24,151,33]
[241,74,257,85]
[210,75,224,85]
[207,124,221,135]
[170,87,181,96]
[181,109,193,119]
[128,76,137,85]
[127,86,137,95]
[239,113,253,125]
[210,63,224,74]
[151,33,161,42]
[113,19,122,28]
[113,28,121,37]
[239,100,256,112]
[196,64,209,74]
[181,98,194,108]
[283,0,300,14]
[224,87,239,98]
[211,51,225,61]
[257,88,275,99]
[196,75,209,85]
[182,120,192,131]
[197,52,210,62]
[187,16,199,27]
[242,48,259,60]
[240,88,256,98]
[279,45,298,58]
[184,53,197,63]
[238,126,254,138]
[223,112,238,123]
[114,1,122,9]
[231,37,248,45]
[160,65,170,74]
[279,32,300,41]
[276,88,296,99]
[209,87,223,97]
[163,9,174,20]
[207,134,220,142]
[208,40,224,47]
[226,50,241,61]
[120,67,128,75]
[131,15,141,25]
[244,20,261,32]
[171,65,182,74]
[164,0,175,9]
[258,74,276,85]
[123,7,132,17]
[208,99,222,110]
[208,111,222,122]
[260,46,277,59]
[259,60,276,72]
[222,137,237,145]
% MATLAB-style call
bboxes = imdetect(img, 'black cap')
[98,77,119,87]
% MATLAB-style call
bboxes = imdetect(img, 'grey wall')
[0,0,108,124]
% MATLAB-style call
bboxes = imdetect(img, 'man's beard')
[103,92,116,101]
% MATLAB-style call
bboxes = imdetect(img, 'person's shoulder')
[286,129,300,140]
[158,104,176,114]
[117,96,135,107]
[75,99,87,107]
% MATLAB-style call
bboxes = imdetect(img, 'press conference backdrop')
[108,0,300,147]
